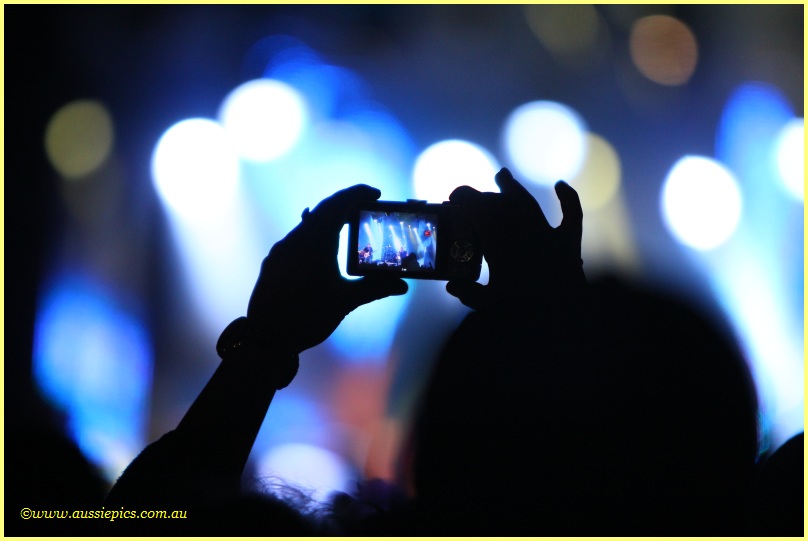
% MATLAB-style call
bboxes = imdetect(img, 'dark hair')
[408,276,759,535]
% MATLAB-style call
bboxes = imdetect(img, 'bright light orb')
[503,101,588,187]
[219,79,307,162]
[44,99,115,179]
[774,118,804,201]
[151,118,240,222]
[33,275,152,480]
[569,133,621,211]
[661,156,743,251]
[257,443,353,503]
[413,139,500,202]
[630,15,698,86]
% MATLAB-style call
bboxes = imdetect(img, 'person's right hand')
[445,167,585,315]
[247,184,407,355]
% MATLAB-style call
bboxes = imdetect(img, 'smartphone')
[346,199,482,281]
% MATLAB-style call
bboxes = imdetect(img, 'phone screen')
[355,209,439,274]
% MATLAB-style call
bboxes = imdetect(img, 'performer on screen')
[422,228,435,269]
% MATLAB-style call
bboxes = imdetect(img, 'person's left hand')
[247,185,408,354]
[446,168,585,315]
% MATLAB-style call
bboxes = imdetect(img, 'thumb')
[555,180,583,244]
[344,277,408,313]
[446,279,489,311]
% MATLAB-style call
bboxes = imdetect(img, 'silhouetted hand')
[247,185,408,354]
[446,167,584,314]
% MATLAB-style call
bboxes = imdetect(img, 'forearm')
[175,351,280,475]
[107,319,297,509]
[175,316,299,479]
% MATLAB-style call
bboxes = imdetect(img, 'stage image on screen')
[356,209,438,273]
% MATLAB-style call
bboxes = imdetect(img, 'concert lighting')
[252,390,328,462]
[413,139,500,202]
[219,78,307,162]
[712,265,804,450]
[388,224,403,252]
[716,82,795,197]
[569,133,621,211]
[44,99,115,180]
[629,15,698,86]
[328,293,410,362]
[502,100,588,187]
[774,117,804,201]
[708,81,804,448]
[247,118,411,237]
[256,442,353,504]
[25,8,800,506]
[33,274,152,480]
[152,116,264,334]
[569,133,640,274]
[661,155,742,251]
[152,118,240,223]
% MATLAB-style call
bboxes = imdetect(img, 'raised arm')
[105,185,407,513]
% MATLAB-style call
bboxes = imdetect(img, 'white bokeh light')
[774,118,804,201]
[257,443,353,504]
[661,156,743,251]
[413,139,500,202]
[151,118,240,222]
[502,101,588,187]
[219,78,307,162]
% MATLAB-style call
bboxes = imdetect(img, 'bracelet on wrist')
[216,317,299,390]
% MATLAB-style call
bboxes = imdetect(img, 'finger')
[449,188,503,261]
[307,184,382,229]
[494,167,528,196]
[343,276,408,312]
[495,167,550,230]
[446,279,489,311]
[555,180,583,242]
[286,184,382,257]
[448,184,483,203]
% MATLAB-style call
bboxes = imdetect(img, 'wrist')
[216,317,300,390]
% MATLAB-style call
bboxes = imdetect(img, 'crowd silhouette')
[10,168,801,536]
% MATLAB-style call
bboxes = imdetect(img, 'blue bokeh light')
[156,36,419,363]
[250,118,414,361]
[773,117,804,201]
[152,116,265,335]
[257,442,354,504]
[715,82,794,224]
[250,35,374,123]
[258,391,329,448]
[329,293,411,362]
[33,273,152,480]
[709,82,804,449]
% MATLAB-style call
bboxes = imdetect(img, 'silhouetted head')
[5,421,109,536]
[407,275,759,535]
